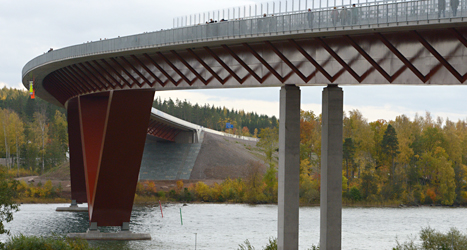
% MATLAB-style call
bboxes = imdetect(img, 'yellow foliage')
[195,182,211,201]
[342,175,348,192]
[176,180,184,194]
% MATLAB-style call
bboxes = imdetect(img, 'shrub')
[263,237,277,250]
[349,186,362,201]
[3,234,95,250]
[237,238,319,250]
[393,227,467,250]
[238,239,255,250]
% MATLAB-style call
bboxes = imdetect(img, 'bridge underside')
[43,27,466,107]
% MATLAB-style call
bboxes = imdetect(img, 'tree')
[244,161,265,203]
[300,110,321,171]
[343,110,372,179]
[381,124,399,180]
[33,108,48,174]
[46,110,68,168]
[1,109,12,169]
[343,137,356,191]
[8,112,25,177]
[257,127,279,167]
[0,167,19,235]
[263,164,277,202]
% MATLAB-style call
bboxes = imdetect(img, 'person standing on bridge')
[451,0,459,16]
[351,4,359,24]
[331,7,339,26]
[340,6,349,25]
[438,0,446,17]
[307,8,314,28]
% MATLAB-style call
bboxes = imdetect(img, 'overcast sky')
[1,0,466,122]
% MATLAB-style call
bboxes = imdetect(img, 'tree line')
[0,87,68,175]
[2,87,466,206]
[296,110,467,206]
[153,97,278,135]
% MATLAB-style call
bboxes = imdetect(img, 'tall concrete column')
[278,85,301,250]
[320,85,343,250]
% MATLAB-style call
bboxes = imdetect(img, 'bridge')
[23,0,467,248]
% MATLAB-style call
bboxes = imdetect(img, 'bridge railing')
[172,1,464,40]
[173,0,464,27]
[174,0,422,27]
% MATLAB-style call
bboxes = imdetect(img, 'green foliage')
[237,238,319,250]
[263,237,277,250]
[263,165,278,202]
[338,112,467,206]
[347,186,362,201]
[238,239,255,250]
[257,127,279,167]
[153,97,277,134]
[2,234,95,250]
[393,227,467,250]
[0,167,19,235]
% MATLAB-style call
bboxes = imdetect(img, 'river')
[0,203,466,250]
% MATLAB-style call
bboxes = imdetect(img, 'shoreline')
[15,197,465,209]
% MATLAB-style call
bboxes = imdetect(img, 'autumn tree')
[33,108,48,174]
[1,109,12,169]
[257,127,279,167]
[46,110,68,168]
[369,119,388,170]
[8,112,24,176]
[300,110,321,172]
[343,110,372,179]
[343,137,356,191]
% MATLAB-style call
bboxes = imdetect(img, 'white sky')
[1,0,466,122]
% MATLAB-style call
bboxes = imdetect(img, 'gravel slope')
[189,132,266,180]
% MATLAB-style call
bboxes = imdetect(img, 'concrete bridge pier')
[278,85,301,250]
[66,89,154,240]
[320,85,343,250]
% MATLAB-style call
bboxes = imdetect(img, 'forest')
[152,97,278,135]
[1,87,466,206]
[296,109,467,206]
[0,87,67,176]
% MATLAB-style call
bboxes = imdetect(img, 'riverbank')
[12,179,458,208]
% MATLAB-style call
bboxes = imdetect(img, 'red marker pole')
[159,200,163,218]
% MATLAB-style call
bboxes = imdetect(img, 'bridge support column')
[278,85,300,250]
[67,97,87,204]
[320,85,343,250]
[77,89,155,230]
[56,97,88,212]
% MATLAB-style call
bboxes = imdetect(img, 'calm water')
[1,203,466,250]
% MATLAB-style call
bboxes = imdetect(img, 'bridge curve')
[23,1,467,107]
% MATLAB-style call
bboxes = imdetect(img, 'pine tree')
[381,124,399,180]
